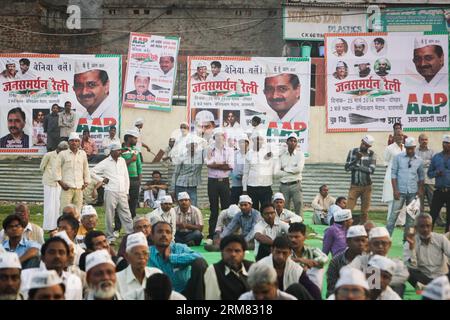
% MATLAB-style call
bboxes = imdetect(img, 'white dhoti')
[43,184,61,231]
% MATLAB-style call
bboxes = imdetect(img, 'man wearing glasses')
[387,137,424,239]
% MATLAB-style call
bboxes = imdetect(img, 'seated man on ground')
[256,236,322,300]
[204,234,254,300]
[272,193,302,224]
[311,185,336,225]
[76,205,98,246]
[326,225,368,297]
[148,221,208,300]
[204,204,240,252]
[174,192,204,246]
[238,263,297,300]
[365,255,401,300]
[323,209,353,258]
[288,222,328,291]
[326,196,347,225]
[220,195,262,250]
[145,195,176,237]
[1,215,40,269]
[254,203,289,261]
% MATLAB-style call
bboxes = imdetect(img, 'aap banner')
[123,33,180,112]
[0,54,121,155]
[326,32,449,132]
[187,57,311,153]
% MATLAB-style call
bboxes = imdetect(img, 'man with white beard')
[85,249,121,300]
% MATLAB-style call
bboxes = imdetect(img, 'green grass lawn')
[1,204,443,300]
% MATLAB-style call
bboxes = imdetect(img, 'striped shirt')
[173,151,203,187]
[345,147,376,186]
[121,146,142,178]
[175,206,203,233]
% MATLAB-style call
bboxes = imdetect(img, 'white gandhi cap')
[29,270,63,290]
[404,137,416,148]
[226,204,241,219]
[68,132,80,141]
[335,266,369,290]
[422,276,450,300]
[346,225,367,239]
[0,252,21,269]
[369,227,390,240]
[126,232,148,252]
[177,192,190,200]
[53,230,74,248]
[85,249,115,272]
[160,195,173,204]
[368,255,396,275]
[272,192,285,202]
[362,135,374,146]
[239,195,253,204]
[414,37,442,50]
[81,205,97,217]
[334,209,352,222]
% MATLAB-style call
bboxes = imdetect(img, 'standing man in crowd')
[43,104,60,151]
[58,101,76,142]
[121,129,142,221]
[40,141,69,233]
[243,132,274,211]
[345,135,377,225]
[54,132,90,214]
[134,118,151,161]
[91,143,134,243]
[416,133,435,213]
[277,132,305,218]
[427,134,450,231]
[101,126,120,157]
[206,128,233,241]
[387,137,424,239]
[230,135,249,204]
[172,136,203,207]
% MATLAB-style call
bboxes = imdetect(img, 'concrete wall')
[122,105,447,164]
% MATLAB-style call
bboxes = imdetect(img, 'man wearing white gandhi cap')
[85,249,121,300]
[413,36,446,87]
[191,61,209,82]
[366,255,401,300]
[0,59,17,80]
[0,252,23,300]
[27,270,65,300]
[116,232,162,299]
[73,60,114,120]
[328,266,369,300]
[333,38,347,57]
[262,63,304,123]
[125,70,155,102]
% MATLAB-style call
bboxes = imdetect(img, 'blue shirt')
[391,152,424,194]
[2,237,40,257]
[428,152,450,188]
[148,243,201,293]
[221,209,261,242]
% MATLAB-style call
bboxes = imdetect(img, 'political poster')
[325,32,449,132]
[123,33,180,112]
[187,57,311,153]
[0,54,121,155]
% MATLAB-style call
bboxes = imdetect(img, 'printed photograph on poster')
[187,57,311,153]
[190,108,219,140]
[0,56,75,154]
[326,32,449,132]
[123,33,180,111]
[0,107,30,149]
[222,109,241,128]
[0,54,121,155]
[63,54,122,153]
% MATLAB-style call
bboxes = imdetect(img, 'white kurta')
[382,143,404,202]
[43,184,61,230]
